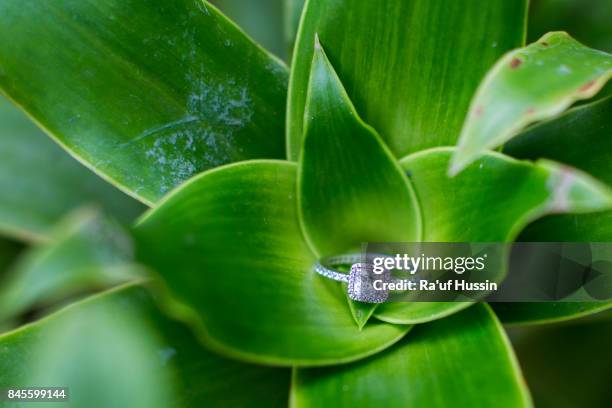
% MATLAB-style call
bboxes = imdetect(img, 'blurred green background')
[529,0,612,52]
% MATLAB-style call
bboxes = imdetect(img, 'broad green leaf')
[287,0,527,160]
[0,96,144,242]
[292,304,531,408]
[299,38,420,256]
[493,97,612,324]
[0,0,288,205]
[374,148,612,324]
[511,319,612,408]
[2,285,176,408]
[299,40,420,327]
[135,161,410,366]
[451,32,612,174]
[0,284,290,407]
[0,208,139,322]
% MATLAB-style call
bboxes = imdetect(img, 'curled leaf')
[451,32,612,175]
[375,148,612,324]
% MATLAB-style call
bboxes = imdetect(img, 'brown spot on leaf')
[474,105,484,117]
[525,107,535,115]
[579,80,596,93]
[541,41,549,46]
[510,58,522,69]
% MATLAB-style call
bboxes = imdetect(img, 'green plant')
[0,0,611,406]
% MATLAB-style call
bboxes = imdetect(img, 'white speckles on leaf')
[128,10,258,198]
[131,68,254,196]
[194,0,211,16]
[187,72,254,127]
[67,114,81,124]
[558,64,572,74]
[266,60,290,93]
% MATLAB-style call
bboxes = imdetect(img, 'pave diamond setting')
[347,263,389,304]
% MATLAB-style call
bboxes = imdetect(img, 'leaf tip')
[314,33,322,50]
[539,160,612,214]
[448,153,470,177]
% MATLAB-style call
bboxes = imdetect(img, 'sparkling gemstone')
[348,263,389,303]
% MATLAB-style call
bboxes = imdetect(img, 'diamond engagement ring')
[314,254,393,304]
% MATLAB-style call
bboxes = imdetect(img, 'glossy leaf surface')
[0,284,290,407]
[452,32,612,174]
[293,304,531,408]
[299,38,420,256]
[287,0,527,160]
[136,161,410,366]
[0,0,288,205]
[375,148,612,324]
[0,96,144,242]
[298,40,420,326]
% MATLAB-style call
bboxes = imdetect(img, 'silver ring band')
[314,254,365,283]
[314,253,404,304]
